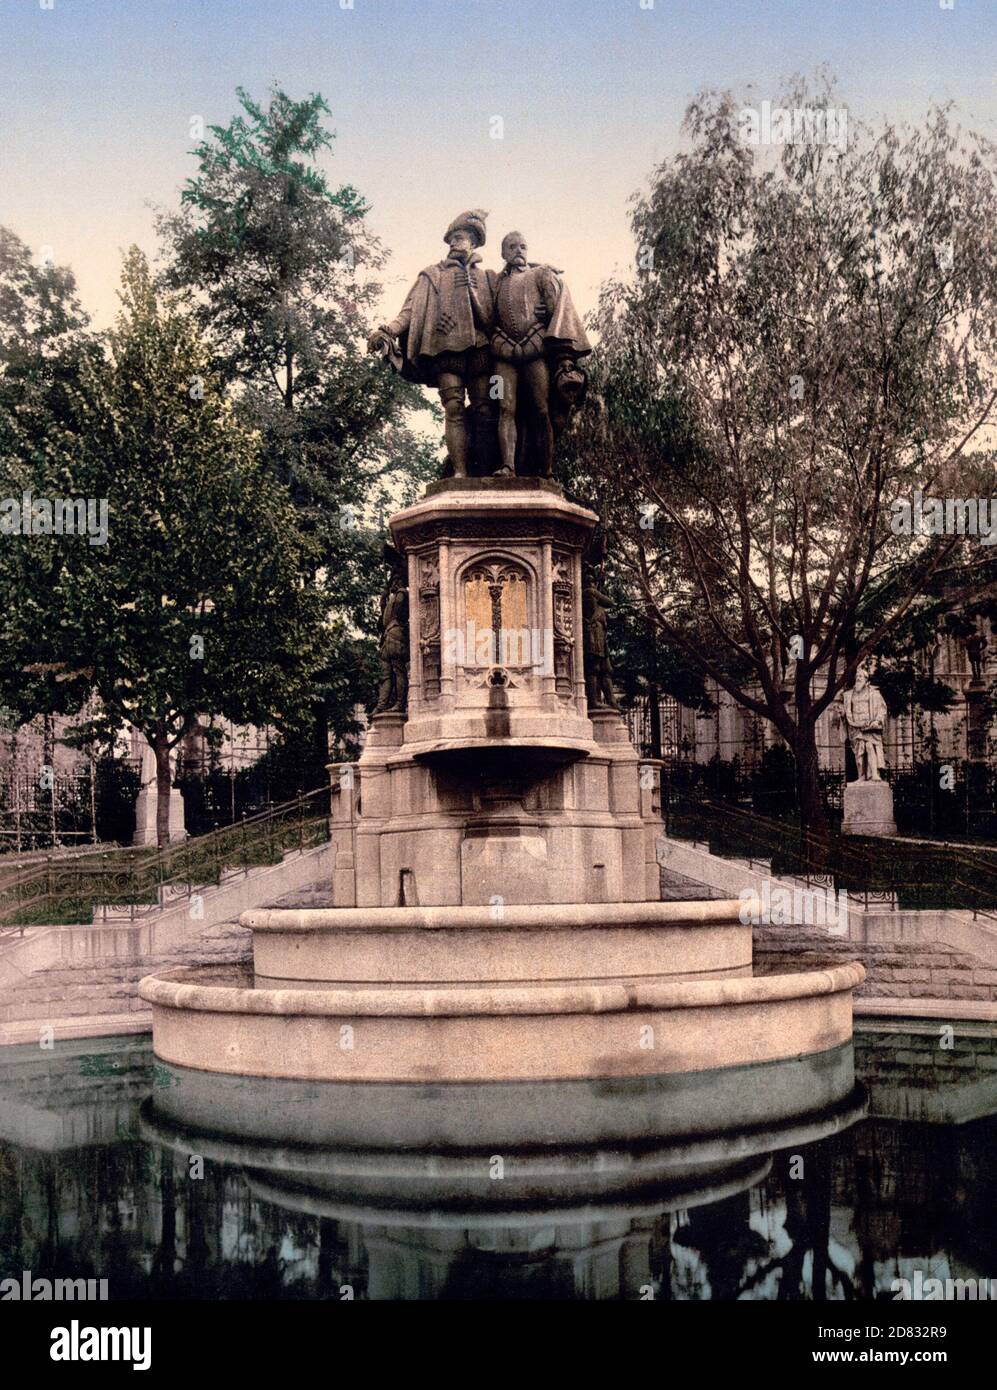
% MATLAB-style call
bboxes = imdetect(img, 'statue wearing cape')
[487,232,591,476]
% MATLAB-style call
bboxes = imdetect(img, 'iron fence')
[660,792,997,920]
[0,785,331,933]
[0,759,143,852]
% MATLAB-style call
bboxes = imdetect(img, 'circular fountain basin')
[243,900,754,988]
[139,956,865,1084]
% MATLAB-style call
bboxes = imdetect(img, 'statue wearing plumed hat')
[368,209,497,477]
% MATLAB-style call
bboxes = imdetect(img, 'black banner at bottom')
[1,1295,989,1376]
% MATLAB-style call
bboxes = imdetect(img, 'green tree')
[560,386,716,751]
[0,227,100,731]
[157,86,436,769]
[2,249,326,844]
[580,78,997,832]
[0,225,89,362]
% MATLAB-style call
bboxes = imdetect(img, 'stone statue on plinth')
[843,664,887,781]
[582,571,619,711]
[488,232,591,477]
[842,664,896,836]
[966,631,988,687]
[964,631,988,760]
[373,573,410,715]
[368,209,496,477]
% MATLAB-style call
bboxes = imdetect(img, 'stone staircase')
[0,836,333,1038]
[0,920,251,1045]
[753,924,997,1003]
[660,831,997,1018]
[659,864,726,902]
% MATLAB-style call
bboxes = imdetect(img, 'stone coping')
[855,997,997,1022]
[390,488,599,526]
[423,476,566,496]
[0,1013,151,1047]
[140,959,864,1019]
[241,899,756,933]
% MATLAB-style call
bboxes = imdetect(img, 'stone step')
[268,888,336,908]
[0,918,252,1032]
[0,1012,150,1046]
[658,867,724,902]
[754,925,997,1001]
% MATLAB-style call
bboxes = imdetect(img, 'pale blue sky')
[1,0,995,326]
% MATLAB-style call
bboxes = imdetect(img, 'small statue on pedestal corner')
[843,664,887,781]
[373,570,410,716]
[582,567,619,711]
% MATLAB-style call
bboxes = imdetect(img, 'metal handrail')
[0,785,331,929]
[662,792,997,915]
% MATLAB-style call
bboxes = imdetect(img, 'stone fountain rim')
[241,898,757,933]
[139,960,865,1019]
[389,488,600,529]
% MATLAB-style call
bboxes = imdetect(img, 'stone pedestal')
[347,478,663,907]
[133,786,186,845]
[965,681,988,762]
[144,474,866,1088]
[131,732,187,845]
[842,778,896,837]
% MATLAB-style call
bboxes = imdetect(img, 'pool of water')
[0,1025,994,1300]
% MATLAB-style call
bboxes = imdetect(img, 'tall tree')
[157,87,436,768]
[580,79,997,832]
[0,226,89,362]
[0,227,99,731]
[2,249,327,844]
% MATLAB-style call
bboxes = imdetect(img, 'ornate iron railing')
[0,785,331,933]
[660,792,997,917]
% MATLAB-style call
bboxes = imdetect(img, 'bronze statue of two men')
[368,210,590,478]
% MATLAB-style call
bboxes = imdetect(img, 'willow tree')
[583,79,997,832]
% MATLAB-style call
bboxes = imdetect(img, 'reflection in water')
[0,1030,994,1300]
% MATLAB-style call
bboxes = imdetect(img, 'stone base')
[140,954,865,1083]
[340,719,663,908]
[842,779,897,837]
[142,899,866,1084]
[133,787,186,845]
[244,900,753,988]
[338,482,661,906]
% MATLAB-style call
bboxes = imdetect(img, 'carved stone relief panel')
[419,552,441,699]
[462,559,531,673]
[552,549,575,696]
